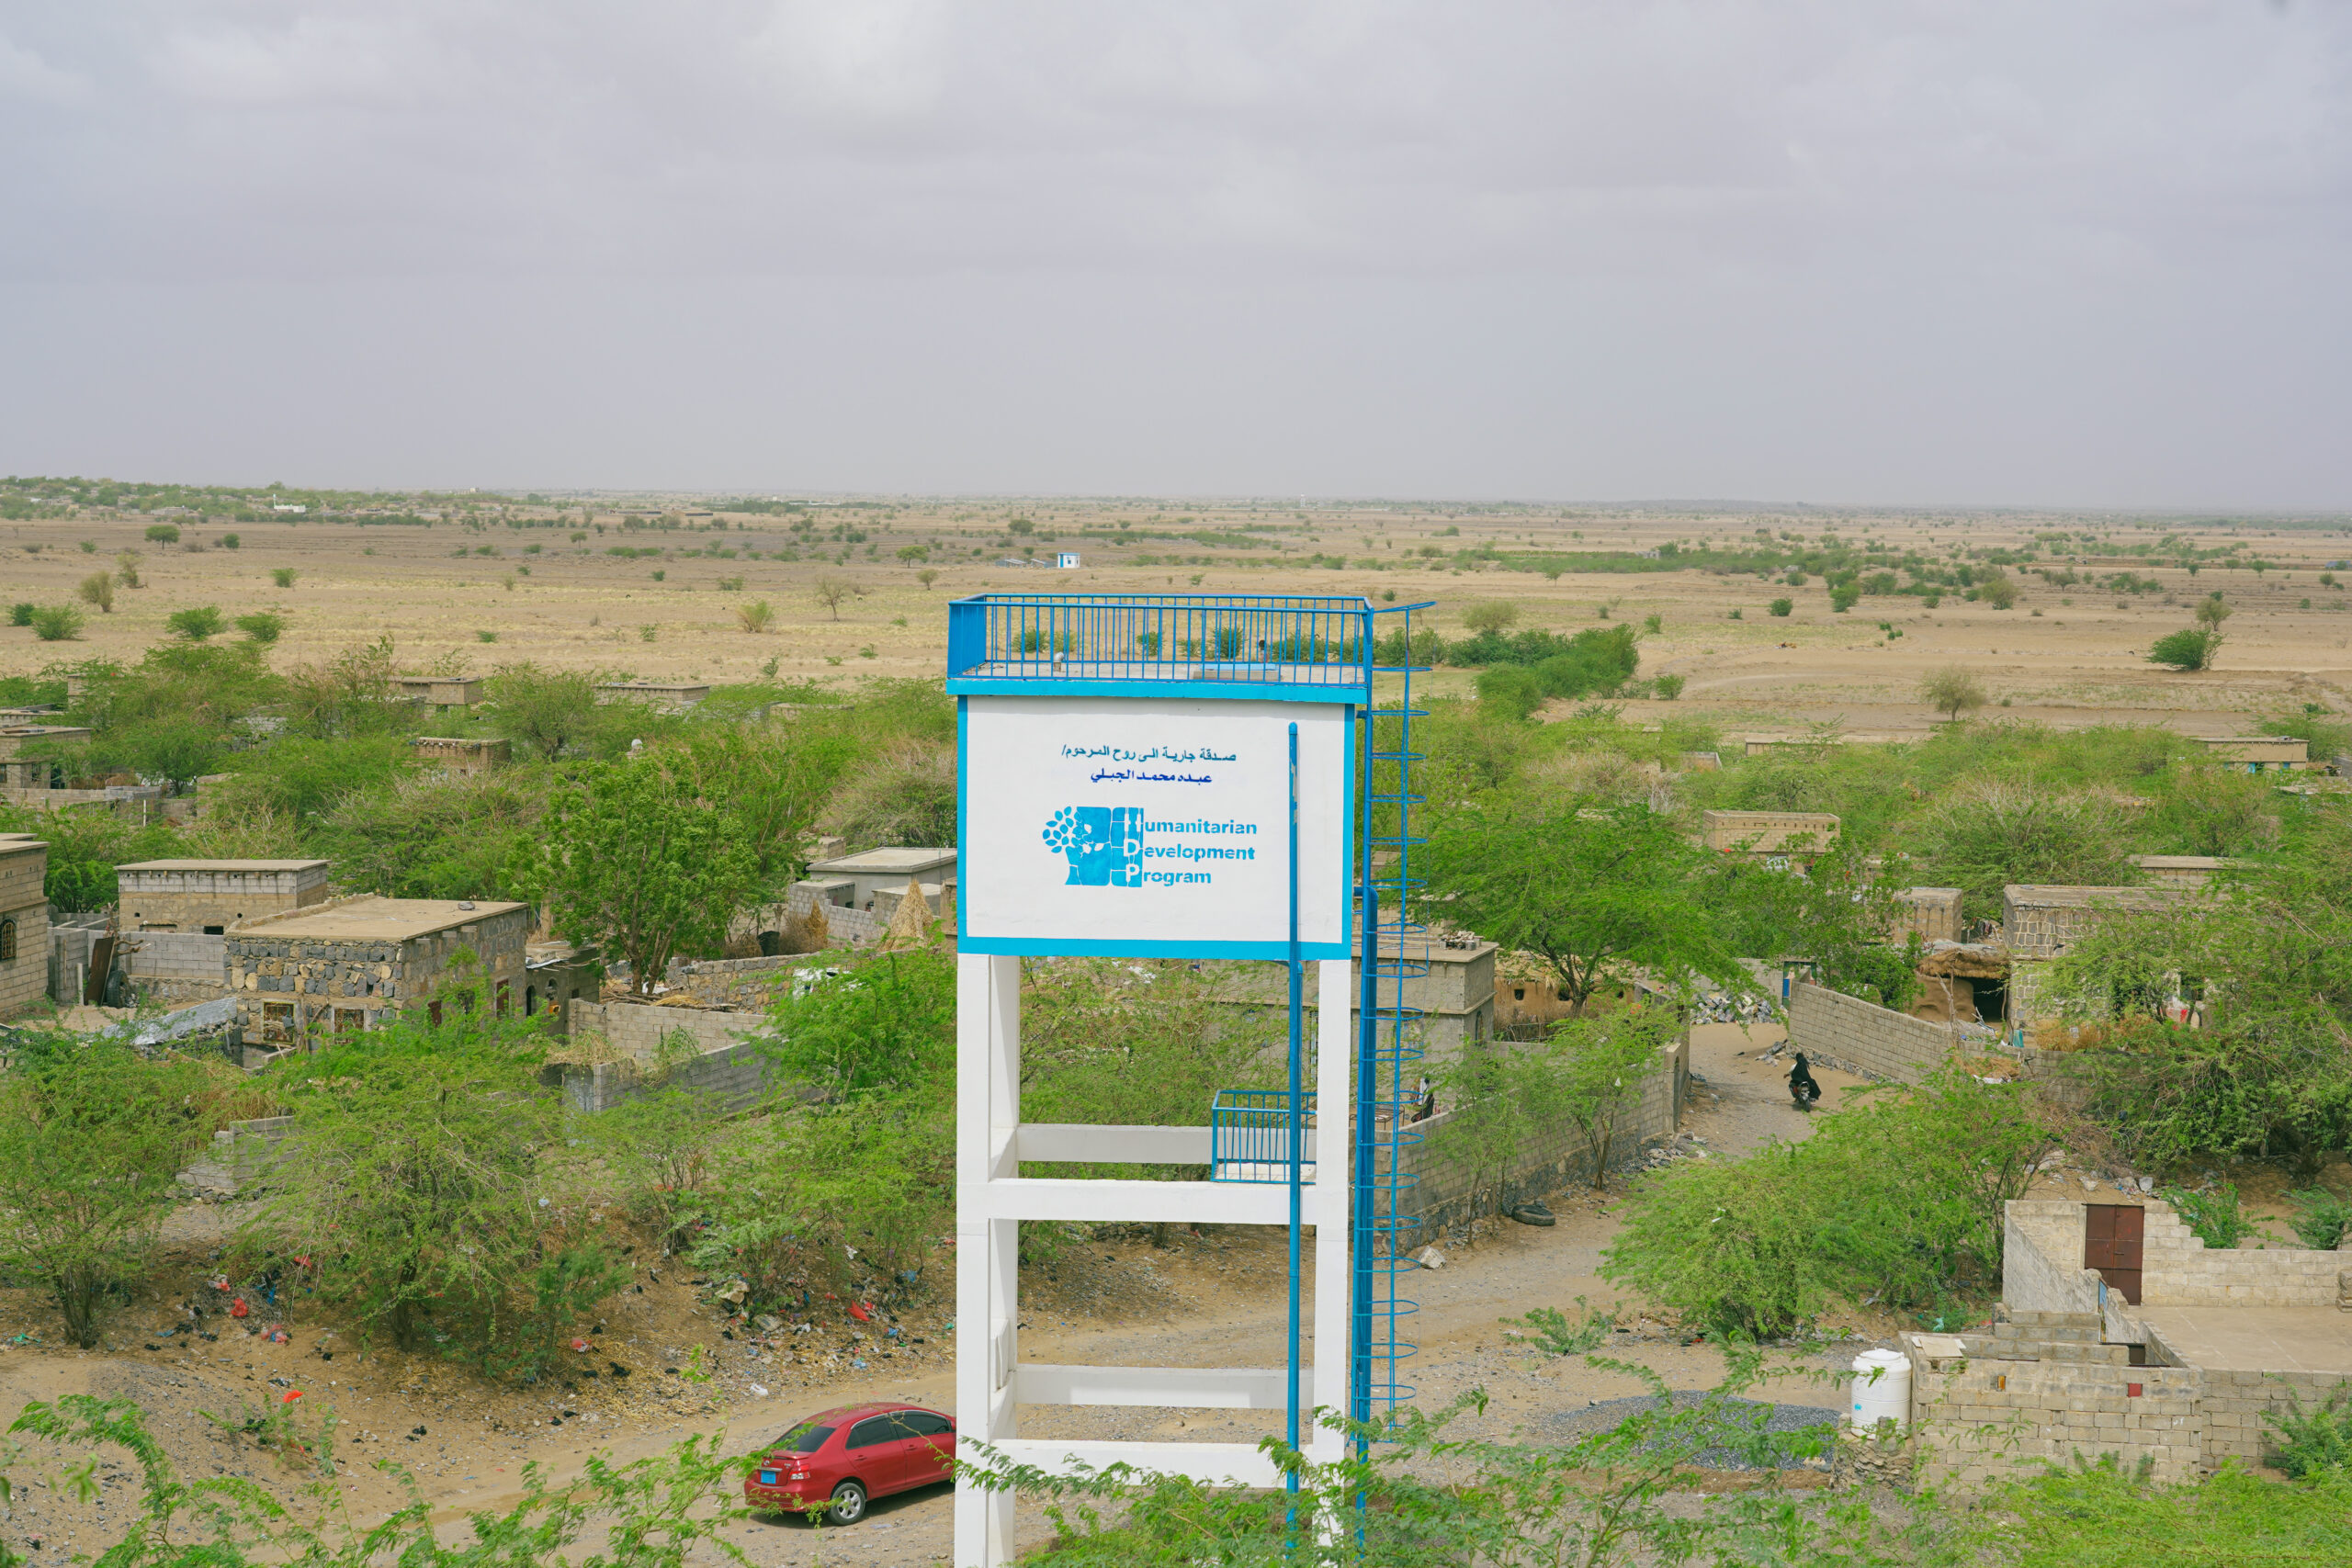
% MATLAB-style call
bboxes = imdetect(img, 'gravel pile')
[1544,1391,1843,1471]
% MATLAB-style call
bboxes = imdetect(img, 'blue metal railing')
[1209,1089,1317,1182]
[947,593,1372,688]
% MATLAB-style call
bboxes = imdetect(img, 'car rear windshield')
[775,1425,834,1454]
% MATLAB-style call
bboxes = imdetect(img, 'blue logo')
[1043,807,1260,887]
[1042,806,1143,886]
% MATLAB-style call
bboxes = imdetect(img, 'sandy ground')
[0,1023,1897,1568]
[4,504,2348,739]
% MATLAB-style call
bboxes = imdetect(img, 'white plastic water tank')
[1849,1348,1911,1430]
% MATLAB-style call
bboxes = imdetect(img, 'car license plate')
[758,1471,777,1485]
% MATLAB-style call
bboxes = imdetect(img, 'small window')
[1511,987,1524,1001]
[845,1416,904,1450]
[525,986,537,1016]
[775,1423,834,1454]
[429,1000,443,1027]
[496,979,511,1017]
[203,925,225,935]
[0,917,15,962]
[1556,987,1571,1002]
[335,1007,365,1032]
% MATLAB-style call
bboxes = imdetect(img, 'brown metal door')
[2084,1204,2143,1304]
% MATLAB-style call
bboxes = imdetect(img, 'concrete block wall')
[125,931,228,981]
[1909,1337,2205,1487]
[2139,1202,2346,1307]
[2003,1203,2103,1316]
[2170,1361,2347,1472]
[0,841,47,1021]
[1788,981,1956,1083]
[1390,1041,1681,1233]
[553,1038,775,1117]
[45,914,107,1006]
[566,998,764,1064]
[2001,886,2185,961]
[662,953,811,1010]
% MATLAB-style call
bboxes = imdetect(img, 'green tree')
[524,752,768,993]
[1917,666,1986,722]
[1460,600,1519,635]
[242,1022,623,1373]
[1912,779,2140,920]
[1976,570,2018,610]
[1421,793,1749,1013]
[0,1040,213,1348]
[2149,626,2222,671]
[483,662,639,761]
[143,523,180,543]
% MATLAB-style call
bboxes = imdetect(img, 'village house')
[410,736,511,776]
[226,895,531,1044]
[594,681,710,712]
[0,833,48,1020]
[0,724,91,791]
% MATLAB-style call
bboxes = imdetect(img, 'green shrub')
[166,604,228,640]
[270,566,297,587]
[233,611,286,643]
[1828,582,1860,613]
[2149,626,2222,671]
[1603,1075,2056,1334]
[2159,1183,2255,1249]
[1652,672,1685,700]
[29,604,85,640]
[2287,1189,2352,1251]
[2264,1381,2352,1479]
[1768,598,1793,617]
[7,603,31,626]
[0,1041,214,1347]
[219,532,240,548]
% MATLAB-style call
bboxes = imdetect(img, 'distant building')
[1700,810,1840,863]
[0,833,47,1020]
[594,681,710,713]
[117,858,332,933]
[0,725,93,791]
[1892,887,1964,945]
[800,846,958,912]
[411,737,511,776]
[390,676,483,708]
[2131,855,2235,891]
[227,896,532,1043]
[1056,551,1081,569]
[2194,736,2308,773]
[272,503,307,513]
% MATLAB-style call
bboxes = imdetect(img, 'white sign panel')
[958,695,1352,957]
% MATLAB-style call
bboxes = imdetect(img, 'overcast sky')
[2,2,2346,505]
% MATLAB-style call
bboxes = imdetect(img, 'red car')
[743,1402,956,1525]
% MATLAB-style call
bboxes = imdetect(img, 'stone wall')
[566,998,768,1064]
[0,840,46,1020]
[1700,810,1839,853]
[2002,1202,2102,1315]
[2139,1202,2345,1307]
[1389,1040,1682,1232]
[1893,887,1963,944]
[124,930,231,1008]
[118,862,328,931]
[550,1032,775,1116]
[227,900,531,1039]
[1909,1321,2206,1487]
[1787,981,1956,1083]
[2162,1357,2348,1473]
[2001,885,2187,961]
[661,953,815,1010]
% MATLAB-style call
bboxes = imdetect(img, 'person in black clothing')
[1787,1051,1822,1109]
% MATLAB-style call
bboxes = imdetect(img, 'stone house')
[118,859,331,932]
[1699,810,1840,861]
[2194,735,2307,773]
[1891,886,1963,945]
[226,896,531,1043]
[594,681,710,712]
[2001,883,2193,1027]
[0,833,48,1020]
[1899,1197,2352,1488]
[410,737,511,776]
[1234,933,1498,1063]
[0,725,91,791]
[390,676,483,709]
[800,846,958,912]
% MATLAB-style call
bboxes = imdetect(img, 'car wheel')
[825,1481,867,1526]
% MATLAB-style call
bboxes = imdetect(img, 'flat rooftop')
[808,847,958,874]
[119,859,331,873]
[2003,885,2185,908]
[2138,1306,2352,1376]
[236,897,527,942]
